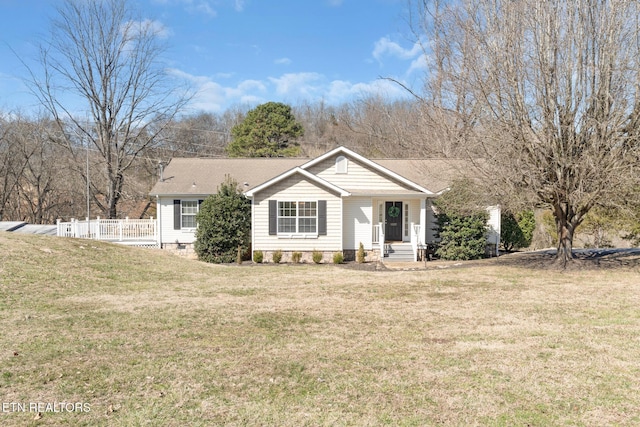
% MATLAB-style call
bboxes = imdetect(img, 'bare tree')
[411,0,640,264]
[0,116,27,221]
[25,0,191,218]
[10,117,56,224]
[157,112,231,157]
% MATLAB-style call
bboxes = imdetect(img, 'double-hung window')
[278,201,317,234]
[181,200,198,228]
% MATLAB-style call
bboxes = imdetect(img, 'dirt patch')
[491,248,640,271]
[378,248,640,271]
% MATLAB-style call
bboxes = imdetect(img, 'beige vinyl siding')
[306,155,420,193]
[253,175,342,252]
[406,199,420,240]
[157,196,204,244]
[342,197,373,250]
[486,205,501,250]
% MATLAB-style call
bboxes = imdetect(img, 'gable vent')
[335,155,348,174]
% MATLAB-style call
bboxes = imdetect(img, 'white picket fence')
[57,217,158,247]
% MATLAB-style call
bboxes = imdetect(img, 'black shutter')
[173,200,181,230]
[269,200,277,235]
[318,200,327,235]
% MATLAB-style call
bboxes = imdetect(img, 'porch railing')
[373,223,386,258]
[411,223,422,262]
[57,217,157,242]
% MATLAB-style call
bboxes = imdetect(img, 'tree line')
[0,96,437,223]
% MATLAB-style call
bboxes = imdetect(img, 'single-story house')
[149,146,500,262]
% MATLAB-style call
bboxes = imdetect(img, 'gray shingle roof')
[149,157,308,196]
[149,155,469,196]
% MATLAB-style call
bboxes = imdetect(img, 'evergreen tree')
[194,177,251,263]
[501,210,535,251]
[433,178,490,260]
[435,211,489,260]
[226,102,304,157]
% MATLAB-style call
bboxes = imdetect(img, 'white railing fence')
[57,217,157,242]
[372,222,386,258]
[411,223,423,262]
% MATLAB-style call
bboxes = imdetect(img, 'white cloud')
[125,19,172,39]
[268,73,325,98]
[170,69,412,113]
[372,37,423,63]
[162,0,247,16]
[154,0,218,17]
[172,69,268,112]
[325,78,409,104]
[194,1,217,17]
[407,53,428,75]
[274,57,292,66]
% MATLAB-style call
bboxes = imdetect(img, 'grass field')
[1,233,640,426]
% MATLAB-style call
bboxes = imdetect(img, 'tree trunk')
[107,175,122,219]
[553,201,580,267]
[556,218,575,266]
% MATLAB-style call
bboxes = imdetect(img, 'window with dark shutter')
[318,200,327,235]
[173,199,181,230]
[269,200,277,235]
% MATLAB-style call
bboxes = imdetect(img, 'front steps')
[383,243,415,262]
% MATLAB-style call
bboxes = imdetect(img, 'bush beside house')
[194,177,251,263]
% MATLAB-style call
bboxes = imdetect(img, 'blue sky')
[0,0,426,114]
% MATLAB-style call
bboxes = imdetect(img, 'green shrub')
[501,210,535,251]
[253,250,263,263]
[433,179,490,261]
[356,242,366,263]
[292,251,302,264]
[312,250,323,264]
[332,252,344,264]
[272,250,282,264]
[195,176,251,264]
[435,211,489,261]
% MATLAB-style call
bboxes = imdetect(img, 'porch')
[369,198,434,262]
[372,223,430,262]
[56,217,158,248]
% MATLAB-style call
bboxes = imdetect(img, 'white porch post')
[411,221,418,261]
[420,198,427,244]
[156,196,162,248]
[378,222,385,259]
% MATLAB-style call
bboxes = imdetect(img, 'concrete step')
[384,244,415,262]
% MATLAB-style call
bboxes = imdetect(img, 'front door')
[385,201,403,241]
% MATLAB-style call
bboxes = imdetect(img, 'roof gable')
[244,167,350,197]
[301,146,434,195]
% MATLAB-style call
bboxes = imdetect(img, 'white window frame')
[181,200,199,229]
[277,200,318,237]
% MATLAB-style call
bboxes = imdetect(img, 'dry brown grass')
[1,233,640,426]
